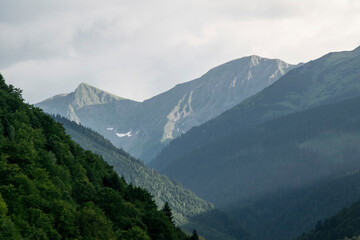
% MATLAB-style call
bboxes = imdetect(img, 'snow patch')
[107,128,114,131]
[116,131,132,138]
[230,77,237,88]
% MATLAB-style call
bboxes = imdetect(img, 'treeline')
[0,74,194,239]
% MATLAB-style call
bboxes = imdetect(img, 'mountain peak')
[75,82,98,92]
[73,82,124,108]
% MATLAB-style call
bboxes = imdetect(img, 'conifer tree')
[162,202,174,224]
[190,229,199,240]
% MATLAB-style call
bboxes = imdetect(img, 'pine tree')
[190,229,199,240]
[161,202,174,224]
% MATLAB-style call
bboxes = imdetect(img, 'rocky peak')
[73,83,123,108]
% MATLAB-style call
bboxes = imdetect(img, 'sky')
[0,0,360,104]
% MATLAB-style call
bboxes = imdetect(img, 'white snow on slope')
[116,131,132,138]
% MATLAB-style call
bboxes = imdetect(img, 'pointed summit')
[73,82,123,108]
[35,82,139,123]
[75,82,94,91]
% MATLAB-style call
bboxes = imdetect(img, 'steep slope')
[151,46,360,170]
[154,95,360,206]
[37,56,295,162]
[53,115,249,240]
[0,74,188,239]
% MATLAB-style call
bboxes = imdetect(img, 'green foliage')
[0,74,188,239]
[53,114,250,240]
[189,230,199,240]
[162,202,174,224]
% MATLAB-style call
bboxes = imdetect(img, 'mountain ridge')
[151,46,360,169]
[37,55,296,162]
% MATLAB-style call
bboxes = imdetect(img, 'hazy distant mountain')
[53,115,249,240]
[37,82,140,123]
[151,46,360,171]
[37,56,295,162]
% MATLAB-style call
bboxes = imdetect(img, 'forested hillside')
[0,74,191,239]
[297,193,360,240]
[53,115,250,240]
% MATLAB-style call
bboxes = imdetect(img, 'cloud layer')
[1,0,359,103]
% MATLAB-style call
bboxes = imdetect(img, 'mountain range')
[151,46,360,171]
[36,56,295,162]
[33,45,360,240]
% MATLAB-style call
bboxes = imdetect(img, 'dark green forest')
[297,194,360,240]
[52,114,250,240]
[0,74,193,239]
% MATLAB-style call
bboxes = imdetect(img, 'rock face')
[37,56,295,162]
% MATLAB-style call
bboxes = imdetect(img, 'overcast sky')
[0,0,359,104]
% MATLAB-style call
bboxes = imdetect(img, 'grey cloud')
[0,0,359,104]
